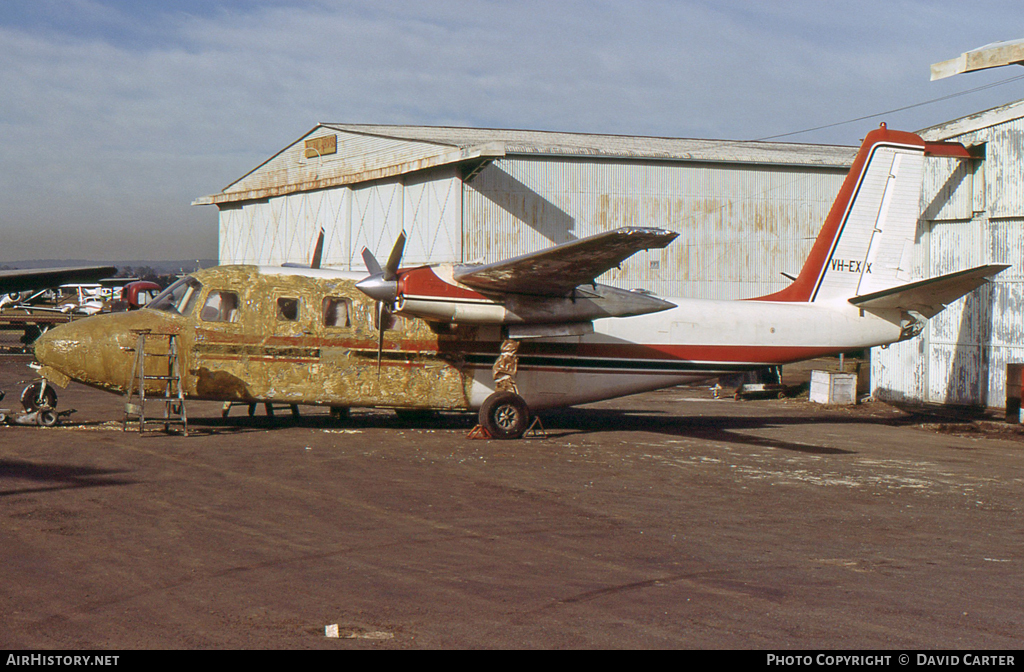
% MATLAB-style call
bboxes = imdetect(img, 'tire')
[37,409,58,427]
[21,382,57,411]
[478,392,531,440]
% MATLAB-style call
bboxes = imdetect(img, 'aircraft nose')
[34,321,86,379]
[33,316,129,389]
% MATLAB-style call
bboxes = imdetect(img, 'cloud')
[0,0,1022,261]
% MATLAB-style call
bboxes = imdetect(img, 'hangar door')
[348,168,462,269]
[218,167,462,270]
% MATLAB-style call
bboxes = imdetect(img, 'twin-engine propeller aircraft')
[30,125,1007,438]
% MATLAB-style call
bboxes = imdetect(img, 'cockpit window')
[149,276,203,316]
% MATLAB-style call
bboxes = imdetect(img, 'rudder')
[757,124,971,303]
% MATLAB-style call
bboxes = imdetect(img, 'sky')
[1,0,1023,263]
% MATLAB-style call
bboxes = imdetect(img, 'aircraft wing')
[453,227,678,296]
[849,264,1009,318]
[0,266,118,295]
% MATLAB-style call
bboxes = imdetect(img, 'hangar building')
[194,112,1023,410]
[872,99,1024,408]
[193,125,855,300]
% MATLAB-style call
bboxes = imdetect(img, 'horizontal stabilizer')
[454,227,678,296]
[849,264,1009,318]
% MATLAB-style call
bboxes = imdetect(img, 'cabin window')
[322,297,351,328]
[200,290,239,323]
[277,297,300,321]
[150,276,202,316]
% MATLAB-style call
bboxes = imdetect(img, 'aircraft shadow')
[540,400,1007,453]
[181,405,870,455]
[537,408,860,455]
[173,399,997,455]
[186,410,477,435]
[0,458,136,498]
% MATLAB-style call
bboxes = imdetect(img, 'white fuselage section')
[468,297,904,410]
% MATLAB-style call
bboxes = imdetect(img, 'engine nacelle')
[393,267,676,325]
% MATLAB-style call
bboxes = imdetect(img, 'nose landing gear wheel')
[479,391,531,440]
[21,381,57,412]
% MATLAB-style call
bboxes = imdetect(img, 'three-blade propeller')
[355,232,407,374]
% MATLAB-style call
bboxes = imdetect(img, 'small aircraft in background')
[28,125,1007,438]
[0,264,116,408]
[0,265,118,312]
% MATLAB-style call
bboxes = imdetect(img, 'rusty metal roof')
[321,123,856,165]
[195,123,855,207]
[917,96,1024,140]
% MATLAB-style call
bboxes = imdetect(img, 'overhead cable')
[755,72,1024,141]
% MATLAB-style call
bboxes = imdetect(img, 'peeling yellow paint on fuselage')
[34,266,476,411]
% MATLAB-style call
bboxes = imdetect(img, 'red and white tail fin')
[758,124,972,303]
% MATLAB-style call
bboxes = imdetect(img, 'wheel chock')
[523,415,547,438]
[467,424,493,439]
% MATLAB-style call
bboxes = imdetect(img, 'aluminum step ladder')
[123,329,187,436]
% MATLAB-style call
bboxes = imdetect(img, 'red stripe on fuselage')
[573,342,834,364]
[447,341,837,365]
[195,332,832,367]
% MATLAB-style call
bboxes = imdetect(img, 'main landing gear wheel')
[21,381,56,412]
[478,391,531,440]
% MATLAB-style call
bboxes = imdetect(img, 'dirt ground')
[1,354,1023,650]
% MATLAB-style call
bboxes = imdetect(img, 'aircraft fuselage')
[33,265,906,412]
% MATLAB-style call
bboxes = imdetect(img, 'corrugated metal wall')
[927,218,988,405]
[218,189,349,266]
[219,166,463,270]
[873,115,1024,407]
[220,152,848,301]
[464,157,847,299]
